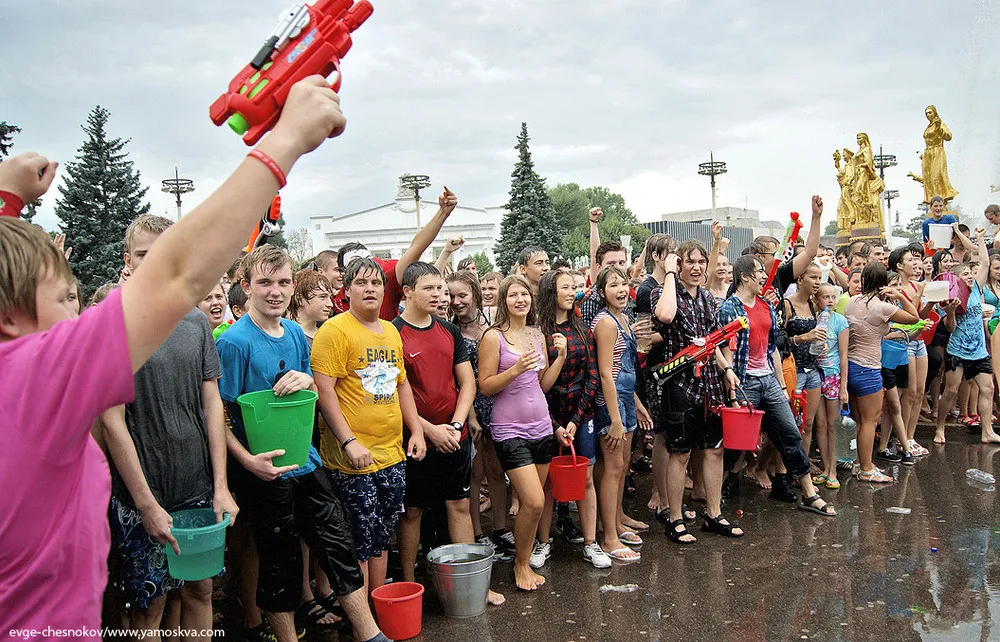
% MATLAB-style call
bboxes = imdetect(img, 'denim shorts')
[795,368,821,391]
[907,339,927,358]
[847,362,883,397]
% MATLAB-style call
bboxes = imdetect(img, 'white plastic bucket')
[927,223,953,249]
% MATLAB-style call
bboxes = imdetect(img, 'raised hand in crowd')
[438,186,458,217]
[0,151,58,203]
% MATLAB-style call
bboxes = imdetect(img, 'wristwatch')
[451,422,463,431]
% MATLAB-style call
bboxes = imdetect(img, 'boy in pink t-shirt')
[0,79,346,638]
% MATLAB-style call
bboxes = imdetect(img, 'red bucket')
[371,581,424,640]
[549,442,588,502]
[919,310,940,345]
[720,397,764,451]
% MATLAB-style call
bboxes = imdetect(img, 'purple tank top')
[490,332,553,442]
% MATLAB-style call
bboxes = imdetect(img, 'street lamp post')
[698,152,728,223]
[399,173,431,231]
[884,190,899,225]
[161,167,195,221]
[874,146,897,180]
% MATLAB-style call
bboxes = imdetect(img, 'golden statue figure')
[852,133,885,230]
[833,148,857,230]
[907,105,959,203]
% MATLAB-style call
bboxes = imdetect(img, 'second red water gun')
[762,212,802,295]
[789,390,807,433]
[210,0,374,145]
[652,316,749,383]
[246,195,282,253]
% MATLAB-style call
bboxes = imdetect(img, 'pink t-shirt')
[0,289,134,639]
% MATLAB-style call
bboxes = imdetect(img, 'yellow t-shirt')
[311,312,407,474]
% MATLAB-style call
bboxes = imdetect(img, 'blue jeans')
[741,373,810,480]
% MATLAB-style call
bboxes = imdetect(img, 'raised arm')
[706,221,725,291]
[975,227,989,287]
[654,255,680,324]
[434,235,464,275]
[397,187,458,283]
[791,195,824,278]
[122,78,345,372]
[588,207,603,285]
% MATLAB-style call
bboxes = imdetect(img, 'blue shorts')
[847,362,883,397]
[327,462,405,561]
[594,392,637,433]
[573,420,597,465]
[795,369,822,391]
[908,339,927,358]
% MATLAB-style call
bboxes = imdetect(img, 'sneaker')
[900,451,915,466]
[876,449,902,463]
[582,542,612,569]
[244,623,277,642]
[529,540,551,569]
[490,530,515,561]
[476,533,497,552]
[553,517,585,545]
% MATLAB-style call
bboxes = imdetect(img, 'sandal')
[618,531,643,546]
[665,519,696,545]
[605,547,641,561]
[296,599,342,629]
[655,505,697,525]
[825,478,841,490]
[857,468,894,483]
[812,474,828,485]
[701,513,744,538]
[797,494,836,517]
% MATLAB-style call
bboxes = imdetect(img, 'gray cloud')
[4,0,998,243]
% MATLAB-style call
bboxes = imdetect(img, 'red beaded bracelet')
[247,149,287,189]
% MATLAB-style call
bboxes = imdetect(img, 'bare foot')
[487,589,506,605]
[621,515,649,531]
[934,430,946,445]
[981,432,1000,444]
[647,490,661,511]
[514,564,546,591]
[508,498,519,517]
[751,468,771,489]
[685,476,694,490]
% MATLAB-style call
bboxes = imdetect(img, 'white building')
[659,206,785,239]
[310,179,506,267]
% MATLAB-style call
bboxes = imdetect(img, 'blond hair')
[0,218,75,321]
[241,244,293,283]
[124,214,173,252]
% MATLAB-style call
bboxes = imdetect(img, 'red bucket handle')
[558,441,584,469]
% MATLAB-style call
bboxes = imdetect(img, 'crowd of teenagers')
[3,77,1000,642]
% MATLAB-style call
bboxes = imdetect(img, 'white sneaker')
[583,542,612,569]
[529,540,551,569]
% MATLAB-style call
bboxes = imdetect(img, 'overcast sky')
[5,1,999,243]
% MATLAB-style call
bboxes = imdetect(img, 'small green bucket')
[164,508,230,581]
[237,389,317,468]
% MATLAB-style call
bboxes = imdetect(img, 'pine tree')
[55,106,150,294]
[494,122,563,273]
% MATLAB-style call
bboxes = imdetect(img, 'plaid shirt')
[717,294,778,381]
[652,278,725,406]
[545,321,599,429]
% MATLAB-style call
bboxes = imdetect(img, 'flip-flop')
[606,547,641,561]
[618,531,643,546]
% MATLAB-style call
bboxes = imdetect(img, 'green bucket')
[164,508,230,581]
[236,389,317,468]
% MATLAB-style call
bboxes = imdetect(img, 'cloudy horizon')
[4,1,999,243]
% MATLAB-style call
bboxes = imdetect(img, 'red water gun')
[789,390,807,433]
[652,316,749,383]
[210,0,374,145]
[246,195,282,253]
[762,212,802,295]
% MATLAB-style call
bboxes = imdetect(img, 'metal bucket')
[426,543,494,618]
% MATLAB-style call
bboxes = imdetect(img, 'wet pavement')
[208,423,1000,641]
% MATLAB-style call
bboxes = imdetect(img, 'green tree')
[550,182,649,260]
[55,106,150,294]
[824,219,839,236]
[468,250,494,275]
[494,123,563,273]
[264,212,289,249]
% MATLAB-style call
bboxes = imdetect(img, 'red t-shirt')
[391,316,470,440]
[745,296,772,372]
[332,258,403,321]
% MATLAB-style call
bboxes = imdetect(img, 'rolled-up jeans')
[741,372,810,480]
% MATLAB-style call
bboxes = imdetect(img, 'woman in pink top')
[844,263,919,483]
[0,79,346,638]
[478,275,567,592]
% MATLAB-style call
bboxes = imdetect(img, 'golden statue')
[907,105,959,203]
[833,148,857,230]
[852,133,885,230]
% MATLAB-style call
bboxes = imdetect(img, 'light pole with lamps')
[884,190,900,225]
[161,167,195,221]
[399,173,431,231]
[698,152,728,223]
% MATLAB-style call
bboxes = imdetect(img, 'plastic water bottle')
[835,405,857,469]
[810,308,831,355]
[966,469,997,485]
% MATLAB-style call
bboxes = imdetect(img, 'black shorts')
[658,383,723,454]
[405,437,473,508]
[881,364,909,390]
[646,376,665,434]
[944,354,993,380]
[494,435,554,471]
[232,464,363,613]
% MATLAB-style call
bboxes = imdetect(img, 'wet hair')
[835,247,849,261]
[645,233,677,267]
[456,256,477,272]
[446,270,485,325]
[749,237,778,255]
[887,246,910,274]
[124,214,173,253]
[595,240,626,266]
[226,255,245,281]
[958,223,971,236]
[227,280,248,313]
[594,266,628,310]
[677,239,708,262]
[88,282,117,308]
[491,275,536,330]
[516,247,547,268]
[860,262,888,300]
[288,269,332,320]
[0,218,75,322]
[931,249,952,278]
[950,263,971,278]
[314,249,339,271]
[796,261,821,283]
[550,257,571,271]
[480,271,502,284]
[849,252,866,266]
[536,270,587,356]
[241,244,293,283]
[401,261,441,290]
[343,257,385,290]
[930,195,945,206]
[730,254,764,297]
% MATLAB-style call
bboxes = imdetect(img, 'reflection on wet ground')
[215,427,999,641]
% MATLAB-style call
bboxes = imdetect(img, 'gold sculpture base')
[847,226,885,246]
[836,229,853,250]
